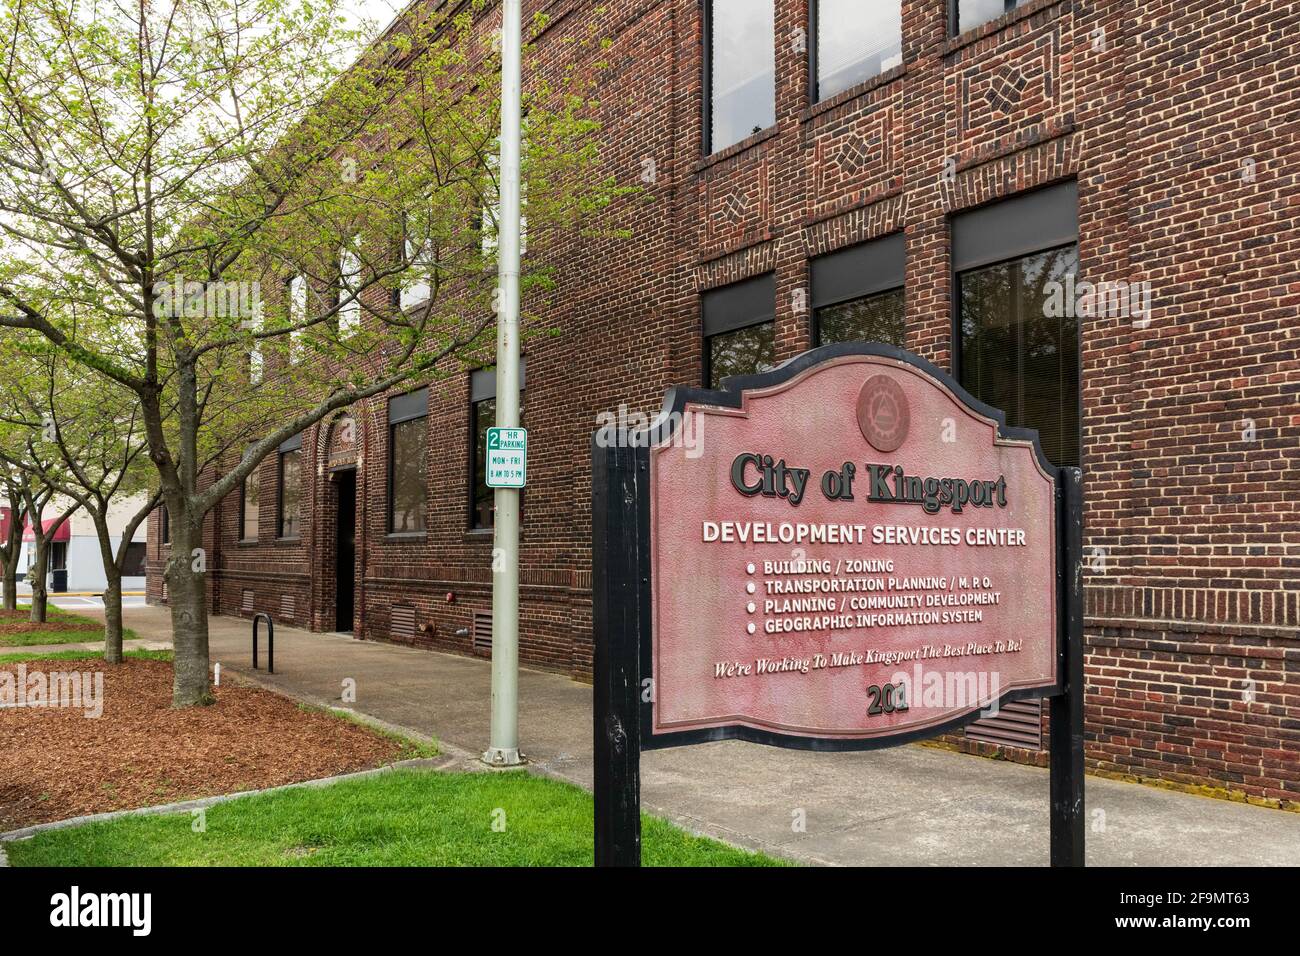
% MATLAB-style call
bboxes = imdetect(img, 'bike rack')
[252,612,274,674]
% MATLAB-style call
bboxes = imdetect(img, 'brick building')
[148,0,1300,803]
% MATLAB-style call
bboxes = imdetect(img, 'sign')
[486,426,527,489]
[650,357,1057,742]
[592,343,1084,866]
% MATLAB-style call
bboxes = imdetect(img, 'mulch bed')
[0,658,404,830]
[0,608,100,637]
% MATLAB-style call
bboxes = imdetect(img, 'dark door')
[335,471,356,632]
[51,542,68,593]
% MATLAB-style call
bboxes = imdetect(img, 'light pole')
[484,0,525,768]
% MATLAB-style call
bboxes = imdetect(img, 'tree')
[0,469,28,611]
[0,0,624,704]
[0,340,158,660]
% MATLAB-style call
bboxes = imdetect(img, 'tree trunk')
[1,558,16,612]
[29,539,48,623]
[166,519,212,707]
[103,572,124,664]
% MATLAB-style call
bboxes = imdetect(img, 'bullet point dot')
[746,582,756,594]
[747,602,756,613]
[746,563,756,574]
[746,623,756,635]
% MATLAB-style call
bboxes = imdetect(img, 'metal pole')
[484,0,525,768]
[1050,467,1085,865]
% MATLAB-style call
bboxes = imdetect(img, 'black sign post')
[592,343,1085,867]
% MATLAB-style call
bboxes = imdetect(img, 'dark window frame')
[950,176,1083,469]
[701,0,714,154]
[702,0,776,155]
[239,462,260,543]
[810,233,906,346]
[122,541,147,578]
[950,180,1079,380]
[160,505,169,546]
[953,241,1081,467]
[949,0,1021,37]
[702,273,777,387]
[813,286,906,348]
[277,433,303,540]
[387,388,429,536]
[807,0,819,101]
[808,0,904,103]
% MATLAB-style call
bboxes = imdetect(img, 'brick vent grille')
[473,611,492,656]
[966,699,1043,749]
[391,604,416,641]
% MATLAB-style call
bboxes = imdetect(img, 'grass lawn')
[0,604,137,647]
[0,649,169,664]
[3,768,786,867]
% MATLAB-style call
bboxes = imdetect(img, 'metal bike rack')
[252,612,274,674]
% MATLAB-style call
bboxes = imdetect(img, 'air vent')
[966,699,1043,750]
[391,604,416,641]
[280,594,295,622]
[242,590,254,614]
[161,580,168,603]
[473,611,492,656]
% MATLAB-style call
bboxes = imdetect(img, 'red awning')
[22,516,71,543]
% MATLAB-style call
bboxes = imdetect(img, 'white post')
[484,0,525,768]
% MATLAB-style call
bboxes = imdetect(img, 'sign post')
[485,0,526,769]
[592,342,1084,866]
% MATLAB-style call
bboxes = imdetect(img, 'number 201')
[867,681,909,716]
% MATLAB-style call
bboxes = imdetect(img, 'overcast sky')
[341,0,409,40]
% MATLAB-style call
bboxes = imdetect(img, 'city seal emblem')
[857,373,910,452]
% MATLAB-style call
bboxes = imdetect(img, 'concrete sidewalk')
[55,604,1300,865]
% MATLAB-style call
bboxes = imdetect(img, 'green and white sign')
[487,427,528,489]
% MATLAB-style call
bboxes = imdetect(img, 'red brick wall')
[149,0,1300,802]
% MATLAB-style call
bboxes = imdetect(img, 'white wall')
[18,490,150,593]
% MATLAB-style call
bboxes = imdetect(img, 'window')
[388,389,428,534]
[338,240,361,335]
[249,295,265,384]
[241,460,260,541]
[702,274,776,388]
[278,435,302,539]
[706,0,775,153]
[954,182,1080,467]
[160,505,170,545]
[287,275,307,364]
[121,541,146,578]
[952,0,1023,35]
[470,362,526,530]
[813,0,902,101]
[812,233,906,346]
[400,236,432,311]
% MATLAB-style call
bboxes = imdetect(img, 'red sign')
[648,351,1058,742]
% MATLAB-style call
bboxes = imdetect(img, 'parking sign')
[486,427,527,488]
